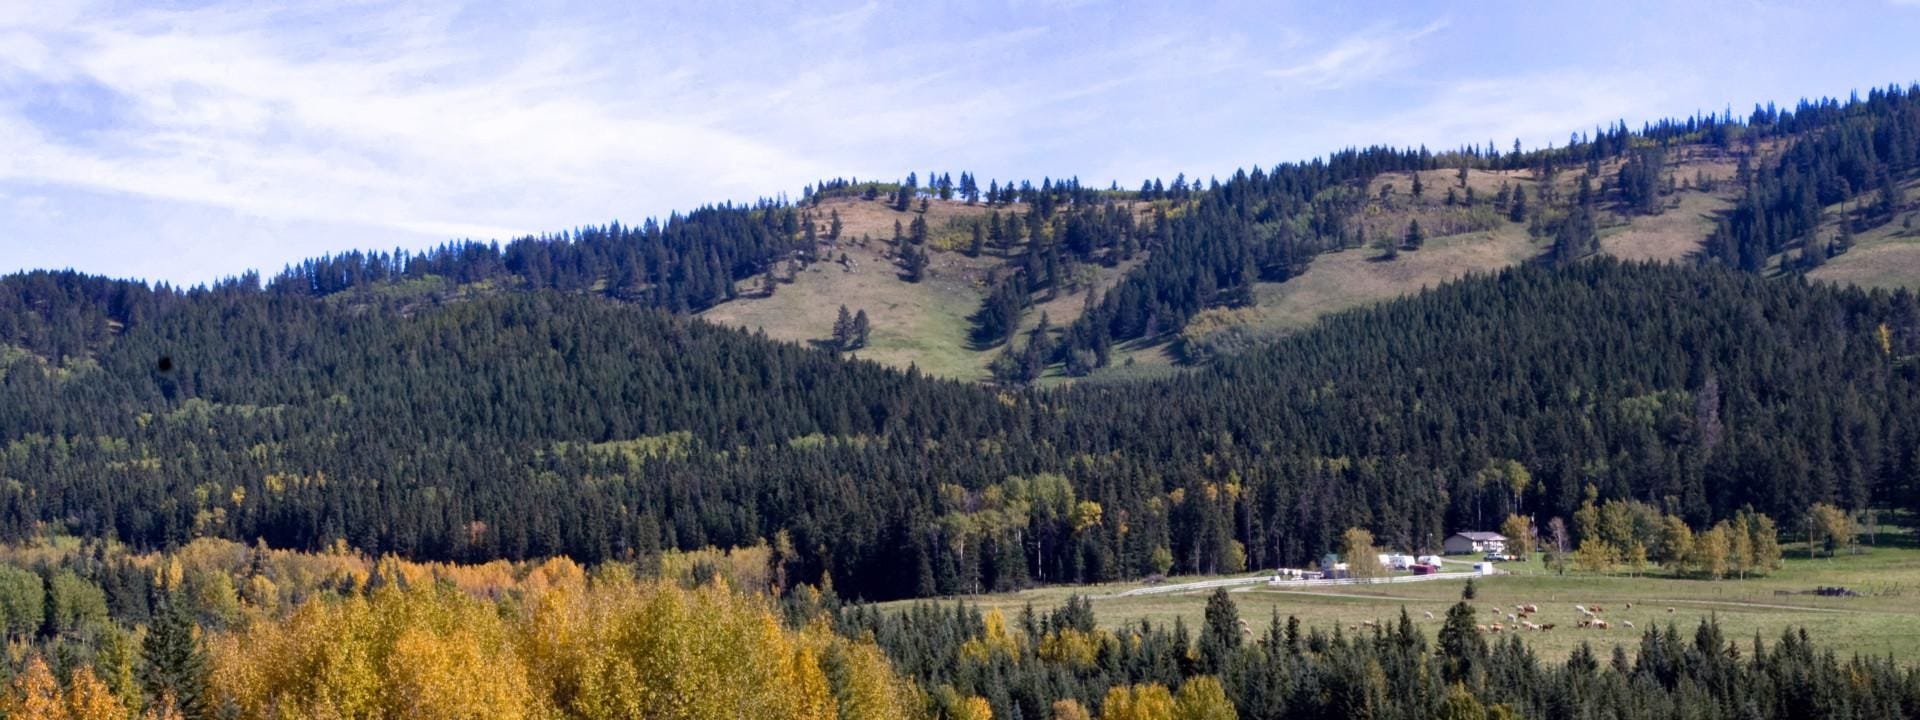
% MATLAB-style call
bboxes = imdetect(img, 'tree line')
[0,258,1914,602]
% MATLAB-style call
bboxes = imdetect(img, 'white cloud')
[1266,19,1447,90]
[1346,69,1673,153]
[0,0,841,256]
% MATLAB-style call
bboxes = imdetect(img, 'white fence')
[1115,569,1491,597]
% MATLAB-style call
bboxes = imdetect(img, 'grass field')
[1251,222,1544,335]
[887,543,1920,662]
[1600,189,1731,262]
[1808,193,1920,291]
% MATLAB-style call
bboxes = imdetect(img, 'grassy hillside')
[1085,149,1754,381]
[705,139,1907,386]
[701,195,1144,380]
[698,196,1003,378]
[1809,178,1920,291]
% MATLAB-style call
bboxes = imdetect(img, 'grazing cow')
[1574,605,1587,614]
[1590,605,1604,613]
[1523,604,1538,614]
[1424,611,1435,620]
[1541,623,1556,631]
[1623,620,1635,629]
[1594,620,1609,630]
[1507,613,1517,622]
[1477,624,1490,632]
[1489,623,1504,633]
[1577,619,1592,629]
[1667,607,1676,613]
[1625,602,1633,610]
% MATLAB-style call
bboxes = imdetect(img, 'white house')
[1442,531,1507,555]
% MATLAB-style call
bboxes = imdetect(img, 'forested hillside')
[2,259,1915,602]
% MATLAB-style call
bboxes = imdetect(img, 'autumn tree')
[1341,528,1388,579]
[1498,515,1532,559]
[1572,538,1616,573]
[1809,503,1856,557]
[1101,683,1175,720]
[1172,676,1237,720]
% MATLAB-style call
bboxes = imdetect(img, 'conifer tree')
[141,596,210,720]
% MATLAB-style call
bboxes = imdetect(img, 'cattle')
[1540,623,1556,631]
[1507,613,1517,622]
[1594,620,1609,629]
[1522,604,1538,614]
[1424,611,1435,620]
[1623,620,1635,629]
[1667,607,1676,613]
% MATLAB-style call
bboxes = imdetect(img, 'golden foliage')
[0,657,132,720]
[959,609,1023,665]
[203,576,921,720]
[1100,683,1175,720]
[1171,676,1236,720]
[65,667,130,720]
[1052,698,1092,720]
[2,655,67,720]
[1038,628,1102,668]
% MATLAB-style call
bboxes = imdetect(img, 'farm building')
[1442,531,1507,555]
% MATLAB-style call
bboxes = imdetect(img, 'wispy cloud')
[1266,19,1448,90]
[1,1,1916,284]
[0,1,835,247]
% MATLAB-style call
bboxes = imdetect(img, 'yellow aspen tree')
[1101,683,1175,720]
[65,666,130,720]
[1052,698,1093,720]
[141,694,187,720]
[1,656,69,720]
[952,695,994,720]
[1172,676,1237,720]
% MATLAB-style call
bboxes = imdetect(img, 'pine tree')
[1436,602,1486,685]
[141,596,210,720]
[1508,185,1528,222]
[1412,172,1425,199]
[1197,589,1241,673]
[833,306,854,351]
[852,310,871,350]
[1404,219,1426,250]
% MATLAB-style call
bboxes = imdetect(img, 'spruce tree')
[141,595,211,720]
[833,306,854,350]
[852,310,871,349]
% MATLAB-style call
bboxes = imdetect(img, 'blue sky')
[3,1,1918,286]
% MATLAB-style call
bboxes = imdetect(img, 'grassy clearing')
[699,242,999,380]
[1601,189,1731,262]
[1250,222,1544,334]
[1808,178,1920,291]
[888,545,1920,662]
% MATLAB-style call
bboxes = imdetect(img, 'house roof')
[1450,531,1507,541]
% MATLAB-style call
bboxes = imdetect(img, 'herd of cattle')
[1391,601,1681,634]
